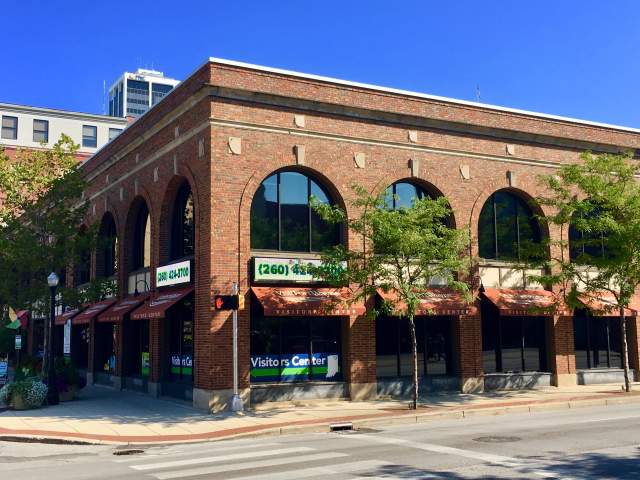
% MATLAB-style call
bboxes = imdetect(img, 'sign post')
[230,282,243,412]
[63,319,71,357]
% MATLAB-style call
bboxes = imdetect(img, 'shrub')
[0,383,9,405]
[1,378,48,409]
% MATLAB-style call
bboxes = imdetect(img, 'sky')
[2,1,640,127]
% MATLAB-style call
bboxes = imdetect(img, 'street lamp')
[47,272,59,406]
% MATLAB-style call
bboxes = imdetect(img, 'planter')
[12,393,29,410]
[59,388,76,402]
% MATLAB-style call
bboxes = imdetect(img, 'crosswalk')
[116,439,391,479]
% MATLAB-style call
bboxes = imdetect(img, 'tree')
[536,151,640,392]
[0,136,99,331]
[311,185,471,409]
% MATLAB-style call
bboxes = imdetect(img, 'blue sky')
[3,1,639,127]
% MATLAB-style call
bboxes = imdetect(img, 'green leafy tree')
[311,185,471,409]
[535,151,640,392]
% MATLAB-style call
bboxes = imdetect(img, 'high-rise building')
[108,69,180,118]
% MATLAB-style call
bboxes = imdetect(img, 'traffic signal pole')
[230,282,244,412]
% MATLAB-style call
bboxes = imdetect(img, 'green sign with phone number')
[253,257,344,283]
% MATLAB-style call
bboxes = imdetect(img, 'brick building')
[43,58,640,412]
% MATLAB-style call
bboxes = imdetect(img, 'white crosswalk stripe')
[130,446,314,471]
[113,442,282,463]
[150,452,349,479]
[229,459,392,480]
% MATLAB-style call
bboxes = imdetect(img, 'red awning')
[577,292,637,317]
[16,310,29,328]
[130,287,194,320]
[482,288,558,316]
[97,294,149,323]
[251,287,365,316]
[72,299,116,325]
[54,308,82,326]
[377,288,471,316]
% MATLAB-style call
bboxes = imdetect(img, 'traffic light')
[214,294,239,310]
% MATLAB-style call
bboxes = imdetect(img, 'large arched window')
[478,191,542,261]
[75,227,91,286]
[569,211,611,263]
[97,213,118,278]
[384,181,429,209]
[132,203,151,271]
[170,182,195,260]
[250,171,340,252]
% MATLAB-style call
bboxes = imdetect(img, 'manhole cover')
[113,449,145,456]
[473,436,521,443]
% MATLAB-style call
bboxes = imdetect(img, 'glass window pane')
[250,317,281,383]
[573,316,590,369]
[310,317,342,381]
[82,125,97,147]
[1,116,17,139]
[33,119,48,143]
[516,198,541,259]
[522,317,546,371]
[280,172,310,251]
[494,191,518,260]
[376,316,398,377]
[482,312,498,373]
[478,197,496,259]
[281,317,309,381]
[608,318,622,368]
[425,316,450,375]
[399,318,424,376]
[394,182,423,209]
[250,174,279,250]
[500,317,523,372]
[310,180,338,251]
[590,318,608,368]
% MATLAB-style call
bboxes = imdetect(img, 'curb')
[2,393,640,446]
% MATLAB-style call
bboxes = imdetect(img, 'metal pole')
[47,285,59,405]
[230,282,243,412]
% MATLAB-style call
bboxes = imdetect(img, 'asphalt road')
[1,403,640,479]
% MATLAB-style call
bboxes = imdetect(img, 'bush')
[0,378,48,409]
[53,357,84,392]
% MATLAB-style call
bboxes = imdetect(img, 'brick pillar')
[345,312,377,401]
[547,315,577,387]
[113,320,124,389]
[626,317,640,380]
[455,312,483,393]
[87,320,95,385]
[148,318,163,396]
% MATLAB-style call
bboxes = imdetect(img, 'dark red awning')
[97,295,148,322]
[71,299,116,325]
[251,287,365,316]
[377,288,471,316]
[54,308,82,326]
[577,292,637,317]
[482,288,558,316]
[130,287,194,320]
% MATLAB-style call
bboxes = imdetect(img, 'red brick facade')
[73,59,640,411]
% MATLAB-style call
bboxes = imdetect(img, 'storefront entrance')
[163,302,194,399]
[94,322,118,386]
[123,319,150,392]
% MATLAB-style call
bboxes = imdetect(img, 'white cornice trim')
[0,102,129,125]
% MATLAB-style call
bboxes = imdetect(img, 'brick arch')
[122,192,155,279]
[469,178,552,259]
[94,210,121,280]
[158,168,202,266]
[381,176,458,229]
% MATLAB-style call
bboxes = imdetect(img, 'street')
[1,403,639,479]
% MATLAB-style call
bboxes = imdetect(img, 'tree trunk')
[620,307,631,393]
[408,315,419,410]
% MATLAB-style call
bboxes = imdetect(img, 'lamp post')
[47,272,60,406]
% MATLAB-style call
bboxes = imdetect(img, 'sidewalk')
[1,383,640,445]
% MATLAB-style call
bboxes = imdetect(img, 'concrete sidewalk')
[1,383,640,445]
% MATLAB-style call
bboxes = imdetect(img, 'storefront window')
[32,319,45,358]
[250,171,340,252]
[573,314,622,369]
[124,320,149,377]
[70,325,89,369]
[481,309,547,373]
[478,191,542,261]
[170,182,195,260]
[94,323,116,374]
[375,316,452,378]
[168,304,194,380]
[250,316,342,382]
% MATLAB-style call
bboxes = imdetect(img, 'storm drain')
[329,422,353,432]
[473,436,521,443]
[113,449,145,456]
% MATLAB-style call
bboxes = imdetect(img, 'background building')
[108,69,180,118]
[0,103,128,161]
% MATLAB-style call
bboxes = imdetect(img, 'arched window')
[170,182,195,260]
[569,211,611,263]
[97,213,118,278]
[132,203,151,271]
[75,227,91,286]
[478,191,542,261]
[250,171,340,252]
[384,181,428,209]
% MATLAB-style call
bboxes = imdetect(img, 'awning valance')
[377,288,471,316]
[577,292,637,317]
[130,287,194,320]
[482,288,558,316]
[251,287,365,316]
[55,308,82,326]
[72,299,116,325]
[98,295,148,323]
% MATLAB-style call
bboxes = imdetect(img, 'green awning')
[5,319,21,330]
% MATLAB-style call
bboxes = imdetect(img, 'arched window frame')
[250,170,341,253]
[97,214,118,278]
[132,203,151,271]
[384,181,429,209]
[478,191,543,261]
